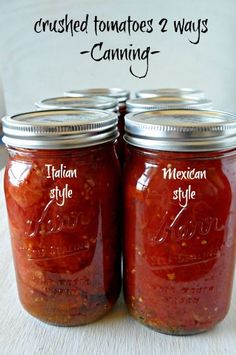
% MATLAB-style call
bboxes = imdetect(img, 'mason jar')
[64,88,130,163]
[123,109,236,335]
[126,96,212,113]
[64,88,129,116]
[35,95,122,162]
[135,88,206,100]
[3,109,121,326]
[35,95,118,113]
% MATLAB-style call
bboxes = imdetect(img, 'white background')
[0,0,235,115]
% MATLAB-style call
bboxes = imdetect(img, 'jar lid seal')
[2,109,118,149]
[126,97,212,113]
[65,88,130,103]
[124,109,236,152]
[135,88,206,100]
[35,95,118,112]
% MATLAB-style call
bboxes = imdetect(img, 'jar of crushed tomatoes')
[64,88,129,116]
[64,88,130,163]
[35,95,121,162]
[35,95,118,113]
[124,109,236,335]
[3,109,121,326]
[135,88,206,100]
[126,96,212,113]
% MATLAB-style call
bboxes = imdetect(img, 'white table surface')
[0,155,236,355]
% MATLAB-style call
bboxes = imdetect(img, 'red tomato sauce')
[124,145,236,334]
[5,143,121,326]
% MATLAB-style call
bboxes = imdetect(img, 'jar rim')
[64,88,130,103]
[135,88,206,100]
[124,109,236,152]
[126,97,212,113]
[35,95,119,112]
[2,109,119,149]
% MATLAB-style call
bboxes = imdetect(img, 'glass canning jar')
[126,96,212,114]
[35,95,118,112]
[35,95,123,163]
[3,109,121,326]
[123,109,236,335]
[135,88,206,100]
[64,88,130,164]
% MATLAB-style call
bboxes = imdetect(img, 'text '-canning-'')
[33,14,209,79]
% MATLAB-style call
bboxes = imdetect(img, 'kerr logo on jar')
[24,200,93,238]
[146,202,225,246]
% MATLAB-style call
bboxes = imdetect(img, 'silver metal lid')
[2,109,118,149]
[135,88,206,100]
[35,95,118,112]
[65,88,130,103]
[124,109,236,152]
[127,97,212,113]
